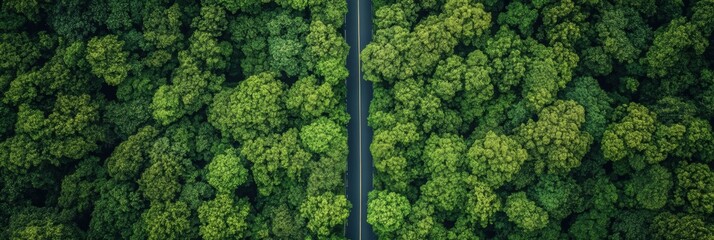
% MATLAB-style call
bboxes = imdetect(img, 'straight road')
[345,0,375,239]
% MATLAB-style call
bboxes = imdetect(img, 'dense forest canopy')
[3,0,714,239]
[0,0,350,239]
[364,0,714,239]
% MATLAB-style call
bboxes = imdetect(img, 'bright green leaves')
[468,131,528,188]
[466,180,501,227]
[198,194,251,240]
[460,50,494,122]
[1,1,350,239]
[299,117,345,155]
[505,192,549,232]
[531,174,581,220]
[429,56,465,101]
[601,103,690,170]
[304,20,348,85]
[0,32,41,73]
[442,0,491,41]
[364,0,714,238]
[267,12,309,77]
[371,123,421,193]
[602,103,657,162]
[142,4,183,51]
[242,129,311,196]
[299,192,350,237]
[420,172,468,212]
[285,75,338,121]
[150,52,225,125]
[6,208,80,240]
[86,35,130,86]
[362,0,491,83]
[141,201,191,240]
[674,163,714,214]
[209,72,286,141]
[90,181,144,239]
[207,149,248,194]
[595,8,642,64]
[423,134,467,176]
[148,3,231,126]
[367,190,411,235]
[516,100,592,174]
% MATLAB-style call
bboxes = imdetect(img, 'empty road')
[345,0,375,239]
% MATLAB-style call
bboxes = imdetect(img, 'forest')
[2,0,714,239]
[363,0,714,239]
[0,0,351,239]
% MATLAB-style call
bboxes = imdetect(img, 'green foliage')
[198,194,251,240]
[206,149,248,194]
[1,0,349,238]
[299,192,350,236]
[86,35,130,86]
[466,180,501,227]
[209,72,286,141]
[366,0,714,238]
[367,190,411,235]
[241,129,312,196]
[299,117,346,155]
[505,192,549,232]
[624,164,672,210]
[674,163,714,214]
[468,131,528,187]
[652,212,714,239]
[516,100,593,174]
[141,201,191,240]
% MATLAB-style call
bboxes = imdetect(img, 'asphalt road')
[345,0,375,239]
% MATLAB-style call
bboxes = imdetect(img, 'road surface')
[345,0,375,239]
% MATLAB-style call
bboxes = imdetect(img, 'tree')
[423,133,467,176]
[563,77,613,139]
[299,192,350,237]
[198,194,251,240]
[602,103,685,170]
[674,163,714,214]
[624,164,673,210]
[285,75,339,121]
[141,201,191,240]
[106,126,157,181]
[304,20,348,85]
[209,72,286,141]
[466,180,501,227]
[516,100,593,174]
[367,190,411,235]
[505,192,549,232]
[497,1,538,36]
[651,212,714,240]
[299,117,346,156]
[241,129,311,196]
[468,131,528,187]
[645,18,708,78]
[531,174,581,220]
[86,35,130,86]
[206,149,248,194]
[90,181,145,239]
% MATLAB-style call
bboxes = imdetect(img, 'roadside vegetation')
[364,0,714,239]
[0,0,350,238]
